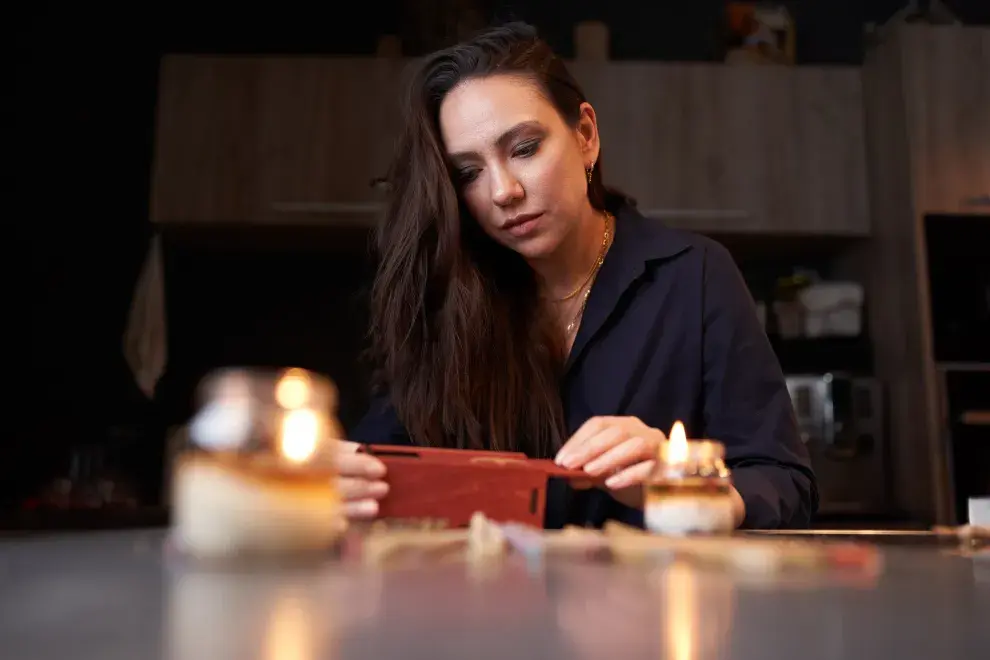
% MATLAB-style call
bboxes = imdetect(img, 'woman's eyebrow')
[448,120,544,160]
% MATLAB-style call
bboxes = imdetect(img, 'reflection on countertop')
[1,528,988,660]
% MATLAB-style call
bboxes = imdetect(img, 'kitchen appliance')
[785,374,888,515]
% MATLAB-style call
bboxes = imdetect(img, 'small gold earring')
[586,163,594,184]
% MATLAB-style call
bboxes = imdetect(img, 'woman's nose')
[489,166,524,207]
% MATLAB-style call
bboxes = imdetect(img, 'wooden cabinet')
[256,58,403,215]
[571,62,870,235]
[899,26,990,214]
[150,56,403,225]
[151,55,870,235]
[859,24,989,525]
[151,56,260,224]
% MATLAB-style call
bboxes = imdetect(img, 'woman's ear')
[575,101,601,167]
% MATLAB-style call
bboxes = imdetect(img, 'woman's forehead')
[439,75,559,154]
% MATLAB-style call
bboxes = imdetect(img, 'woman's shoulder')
[612,202,736,272]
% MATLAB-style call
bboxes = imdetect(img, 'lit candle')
[172,367,347,560]
[643,421,735,536]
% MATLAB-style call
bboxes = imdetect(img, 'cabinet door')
[257,58,403,222]
[737,66,870,236]
[151,56,405,225]
[787,67,871,235]
[574,63,756,230]
[151,56,264,224]
[572,62,870,235]
[901,26,990,214]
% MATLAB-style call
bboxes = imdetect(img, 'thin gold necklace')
[565,212,614,336]
[552,212,612,303]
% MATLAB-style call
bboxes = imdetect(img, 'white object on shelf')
[799,282,864,337]
[773,300,804,339]
[970,497,990,527]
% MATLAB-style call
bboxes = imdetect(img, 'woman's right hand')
[335,441,389,519]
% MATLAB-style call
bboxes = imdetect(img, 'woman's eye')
[513,139,540,158]
[457,168,480,184]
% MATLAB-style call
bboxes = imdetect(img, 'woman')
[337,22,817,530]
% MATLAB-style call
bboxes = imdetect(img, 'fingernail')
[584,459,602,475]
[365,461,386,478]
[554,452,567,466]
[347,499,378,518]
[605,474,624,489]
[370,481,389,496]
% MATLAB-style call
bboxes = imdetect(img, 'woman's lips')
[504,212,543,238]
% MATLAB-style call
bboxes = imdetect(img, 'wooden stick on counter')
[359,513,510,565]
[600,521,883,574]
[360,529,470,565]
[354,514,884,575]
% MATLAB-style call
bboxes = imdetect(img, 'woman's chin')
[507,233,560,261]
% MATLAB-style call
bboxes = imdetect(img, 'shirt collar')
[565,204,693,371]
[607,203,694,267]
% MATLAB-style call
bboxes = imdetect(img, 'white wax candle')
[645,421,734,536]
[171,454,346,560]
[644,496,735,536]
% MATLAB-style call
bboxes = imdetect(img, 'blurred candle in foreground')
[171,367,346,561]
[643,422,735,536]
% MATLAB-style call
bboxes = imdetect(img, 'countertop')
[1,528,987,660]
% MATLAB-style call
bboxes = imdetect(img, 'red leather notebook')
[359,445,599,527]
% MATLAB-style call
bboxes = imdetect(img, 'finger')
[338,477,389,501]
[605,459,656,490]
[560,425,629,469]
[335,451,387,479]
[344,499,379,519]
[336,440,362,453]
[583,436,657,476]
[555,416,612,464]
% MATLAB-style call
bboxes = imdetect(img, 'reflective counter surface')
[1,529,987,660]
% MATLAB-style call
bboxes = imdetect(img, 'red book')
[359,445,600,528]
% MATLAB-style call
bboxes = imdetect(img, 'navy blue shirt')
[350,203,818,529]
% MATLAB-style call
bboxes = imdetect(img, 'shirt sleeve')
[347,394,413,446]
[700,241,819,529]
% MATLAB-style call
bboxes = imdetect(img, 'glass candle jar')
[644,424,735,536]
[171,367,346,560]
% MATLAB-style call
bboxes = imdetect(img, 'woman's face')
[439,74,600,260]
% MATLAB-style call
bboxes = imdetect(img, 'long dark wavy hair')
[368,22,630,457]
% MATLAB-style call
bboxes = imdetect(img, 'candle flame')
[279,409,321,463]
[668,421,688,463]
[275,368,312,410]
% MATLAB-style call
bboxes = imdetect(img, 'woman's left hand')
[554,416,666,508]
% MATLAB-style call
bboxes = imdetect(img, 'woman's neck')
[530,206,608,300]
